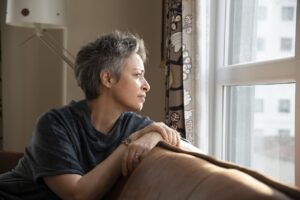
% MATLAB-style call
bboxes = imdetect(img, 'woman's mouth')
[138,95,146,102]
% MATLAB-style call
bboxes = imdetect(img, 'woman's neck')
[87,97,122,134]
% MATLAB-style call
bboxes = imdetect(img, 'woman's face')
[110,53,150,112]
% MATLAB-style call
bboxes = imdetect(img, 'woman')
[0,31,181,199]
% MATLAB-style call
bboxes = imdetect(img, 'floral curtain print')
[162,0,196,143]
[163,0,211,150]
[162,0,185,137]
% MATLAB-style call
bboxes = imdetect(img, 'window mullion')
[216,58,297,86]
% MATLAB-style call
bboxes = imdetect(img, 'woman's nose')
[142,78,150,92]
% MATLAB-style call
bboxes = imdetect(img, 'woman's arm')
[43,131,164,200]
[43,144,127,200]
[43,122,180,200]
[122,131,163,176]
[129,122,181,147]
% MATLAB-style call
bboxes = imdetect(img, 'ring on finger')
[135,153,140,160]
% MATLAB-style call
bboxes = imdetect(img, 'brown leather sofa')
[0,150,23,174]
[1,142,300,200]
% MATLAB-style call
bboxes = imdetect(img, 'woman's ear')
[100,71,116,88]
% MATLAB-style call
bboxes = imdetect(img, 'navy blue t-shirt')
[0,100,152,199]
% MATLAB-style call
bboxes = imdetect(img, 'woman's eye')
[134,73,142,78]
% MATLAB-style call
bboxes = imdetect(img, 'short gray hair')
[74,31,147,100]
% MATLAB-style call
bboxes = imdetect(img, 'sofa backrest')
[0,151,23,174]
[116,142,300,200]
[1,146,300,200]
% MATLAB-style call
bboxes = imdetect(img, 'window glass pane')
[282,6,295,21]
[224,83,295,185]
[257,6,267,20]
[280,37,293,52]
[226,0,297,65]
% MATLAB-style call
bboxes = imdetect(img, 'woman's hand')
[130,122,181,147]
[122,132,162,176]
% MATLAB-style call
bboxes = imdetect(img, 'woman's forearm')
[73,144,127,199]
[44,144,127,200]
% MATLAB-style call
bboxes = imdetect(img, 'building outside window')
[258,6,267,20]
[278,99,291,113]
[254,98,264,112]
[256,38,265,51]
[278,129,291,137]
[280,38,293,52]
[282,6,295,21]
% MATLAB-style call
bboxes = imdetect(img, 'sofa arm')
[0,151,23,174]
[117,142,300,200]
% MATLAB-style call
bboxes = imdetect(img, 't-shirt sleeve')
[27,111,84,182]
[132,114,153,131]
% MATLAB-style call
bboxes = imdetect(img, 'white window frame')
[210,0,300,186]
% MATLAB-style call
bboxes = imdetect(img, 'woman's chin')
[131,104,143,112]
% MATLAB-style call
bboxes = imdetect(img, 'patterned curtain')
[162,0,186,138]
[163,0,210,149]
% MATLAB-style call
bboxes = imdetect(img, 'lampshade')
[6,0,67,29]
[5,0,74,68]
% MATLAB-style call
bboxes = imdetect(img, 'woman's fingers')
[175,131,181,147]
[122,148,136,176]
[122,145,146,176]
[121,150,129,176]
[132,149,145,171]
[126,149,134,173]
[170,128,180,147]
[138,122,182,146]
[141,123,168,141]
[160,123,181,146]
[122,122,181,176]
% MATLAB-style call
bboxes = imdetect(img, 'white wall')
[1,0,64,151]
[0,0,164,151]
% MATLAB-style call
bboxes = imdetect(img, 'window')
[280,38,293,52]
[256,38,265,51]
[258,6,267,20]
[254,129,264,135]
[278,99,291,113]
[254,98,264,113]
[282,6,294,21]
[278,129,291,137]
[224,84,295,184]
[213,0,298,186]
